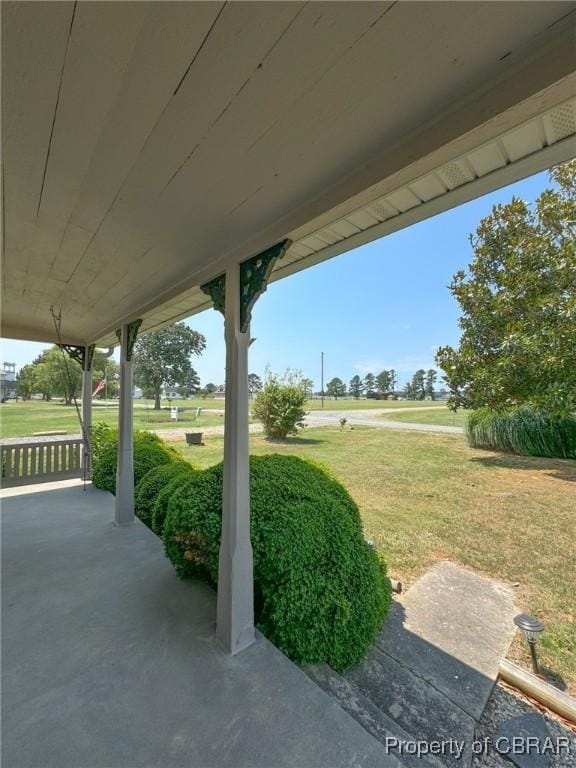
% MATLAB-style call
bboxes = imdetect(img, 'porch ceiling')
[2,1,576,346]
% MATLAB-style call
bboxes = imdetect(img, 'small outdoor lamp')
[513,613,545,675]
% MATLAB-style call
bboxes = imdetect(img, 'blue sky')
[1,170,550,389]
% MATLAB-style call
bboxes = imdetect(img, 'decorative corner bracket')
[200,273,226,317]
[239,239,291,332]
[59,343,96,371]
[200,239,291,332]
[115,319,142,362]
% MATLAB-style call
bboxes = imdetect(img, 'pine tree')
[349,375,364,399]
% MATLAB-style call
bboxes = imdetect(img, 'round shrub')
[134,461,195,529]
[92,431,178,494]
[151,468,199,536]
[466,406,576,459]
[163,454,391,671]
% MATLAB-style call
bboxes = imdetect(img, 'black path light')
[513,613,545,675]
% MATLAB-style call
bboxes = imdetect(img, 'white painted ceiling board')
[158,3,390,219]
[67,2,224,235]
[1,1,74,280]
[75,3,304,276]
[36,3,149,242]
[2,2,576,344]
[77,1,387,314]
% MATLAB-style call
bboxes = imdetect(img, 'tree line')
[16,349,120,404]
[16,323,206,409]
[324,369,441,400]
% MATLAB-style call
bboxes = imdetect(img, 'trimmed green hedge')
[134,461,195,529]
[92,430,179,494]
[151,468,198,536]
[466,406,576,459]
[163,454,391,671]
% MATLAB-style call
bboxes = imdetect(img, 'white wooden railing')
[1,439,85,488]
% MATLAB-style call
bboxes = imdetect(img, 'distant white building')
[0,362,17,401]
[133,387,143,399]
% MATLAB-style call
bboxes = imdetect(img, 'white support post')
[81,364,92,475]
[115,324,135,525]
[217,264,255,654]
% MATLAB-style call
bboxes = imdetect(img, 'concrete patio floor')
[1,482,399,768]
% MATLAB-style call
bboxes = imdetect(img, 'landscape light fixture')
[513,613,545,675]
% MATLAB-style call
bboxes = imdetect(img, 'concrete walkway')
[306,562,517,768]
[1,483,401,768]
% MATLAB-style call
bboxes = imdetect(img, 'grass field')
[178,426,576,690]
[137,398,224,410]
[384,408,468,427]
[0,398,447,439]
[0,400,224,438]
[305,399,446,410]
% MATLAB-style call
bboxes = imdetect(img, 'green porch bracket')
[58,343,96,371]
[115,319,142,361]
[200,273,226,317]
[200,239,291,332]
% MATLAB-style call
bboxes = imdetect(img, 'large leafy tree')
[326,377,347,400]
[436,161,576,414]
[15,348,118,404]
[133,323,206,409]
[16,363,39,400]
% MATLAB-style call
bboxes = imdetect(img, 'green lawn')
[178,426,576,690]
[305,399,446,410]
[384,408,468,427]
[0,399,224,438]
[137,397,224,410]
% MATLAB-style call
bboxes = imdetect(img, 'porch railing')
[1,439,86,488]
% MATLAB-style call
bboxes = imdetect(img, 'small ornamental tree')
[252,372,307,439]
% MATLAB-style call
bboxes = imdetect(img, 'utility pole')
[321,351,324,409]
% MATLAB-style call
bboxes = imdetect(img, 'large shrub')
[163,455,391,671]
[466,406,576,459]
[252,373,306,439]
[91,421,116,466]
[134,461,195,529]
[92,430,178,493]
